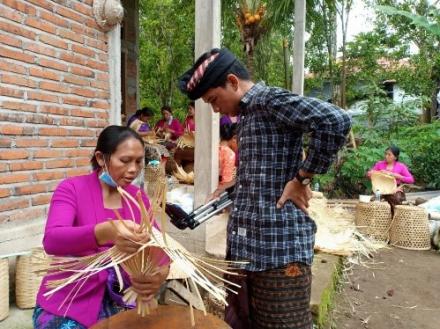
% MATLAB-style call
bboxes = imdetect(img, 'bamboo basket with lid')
[355,201,392,242]
[0,257,8,321]
[390,205,431,250]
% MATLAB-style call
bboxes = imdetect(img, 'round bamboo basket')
[0,258,9,321]
[355,201,392,242]
[390,205,430,250]
[15,248,45,309]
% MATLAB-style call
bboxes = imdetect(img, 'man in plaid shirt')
[179,48,351,329]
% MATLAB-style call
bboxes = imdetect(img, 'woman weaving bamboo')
[33,126,169,329]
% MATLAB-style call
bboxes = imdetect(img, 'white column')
[108,24,122,125]
[194,0,221,207]
[292,0,306,95]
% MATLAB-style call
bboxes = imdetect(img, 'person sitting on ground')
[183,101,196,133]
[219,123,237,185]
[33,126,169,329]
[127,107,154,137]
[367,145,414,210]
[154,105,184,142]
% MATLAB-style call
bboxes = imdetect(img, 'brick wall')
[0,0,111,232]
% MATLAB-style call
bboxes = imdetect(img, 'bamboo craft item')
[355,202,392,242]
[173,165,194,184]
[39,187,244,319]
[0,258,8,321]
[390,205,431,250]
[371,171,397,195]
[15,248,46,309]
[176,133,195,149]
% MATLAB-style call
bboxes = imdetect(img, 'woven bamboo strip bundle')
[390,205,430,250]
[0,258,9,321]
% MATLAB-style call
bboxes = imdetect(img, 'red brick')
[97,53,107,62]
[0,45,35,63]
[15,139,48,147]
[59,117,84,126]
[0,188,10,198]
[2,0,37,15]
[27,0,53,11]
[95,90,110,99]
[0,163,8,172]
[39,127,68,136]
[0,20,36,40]
[69,129,95,137]
[70,66,94,77]
[0,5,24,23]
[95,111,109,119]
[0,125,23,135]
[58,28,84,44]
[56,5,84,22]
[86,38,107,52]
[91,80,109,90]
[45,159,74,169]
[85,119,107,128]
[39,34,68,49]
[1,74,38,88]
[86,59,108,71]
[90,100,109,109]
[63,74,90,87]
[72,44,95,57]
[51,140,79,148]
[0,149,29,160]
[39,58,69,72]
[27,91,58,103]
[85,17,100,31]
[33,149,64,158]
[66,167,90,177]
[10,162,43,171]
[0,33,22,48]
[33,171,64,181]
[39,9,69,28]
[71,22,95,38]
[70,108,94,118]
[39,81,69,93]
[62,96,87,106]
[65,149,92,157]
[0,198,29,212]
[59,51,87,66]
[40,105,69,115]
[15,184,46,195]
[0,138,12,147]
[72,2,92,16]
[71,87,96,98]
[24,113,55,125]
[29,67,60,81]
[0,173,29,184]
[80,139,97,147]
[1,101,37,113]
[75,157,91,166]
[1,207,46,224]
[25,16,57,34]
[0,59,27,74]
[24,42,57,57]
[32,193,52,206]
[0,86,24,99]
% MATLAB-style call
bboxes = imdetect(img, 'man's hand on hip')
[277,179,313,214]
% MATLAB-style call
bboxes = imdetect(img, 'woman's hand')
[130,266,170,302]
[277,179,313,214]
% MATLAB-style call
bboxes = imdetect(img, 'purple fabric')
[35,171,156,328]
[127,114,137,127]
[138,122,151,132]
[220,115,240,126]
[106,267,136,309]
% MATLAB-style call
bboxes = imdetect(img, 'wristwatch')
[295,172,312,185]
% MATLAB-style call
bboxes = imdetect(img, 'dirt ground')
[327,247,440,329]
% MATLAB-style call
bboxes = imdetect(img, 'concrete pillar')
[292,0,306,95]
[108,24,122,125]
[194,0,221,207]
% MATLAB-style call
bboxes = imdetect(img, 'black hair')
[139,106,154,117]
[220,123,237,141]
[161,105,172,114]
[195,49,250,88]
[188,101,195,108]
[91,125,144,170]
[386,145,400,161]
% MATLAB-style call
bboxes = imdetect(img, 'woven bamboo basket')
[15,248,46,309]
[390,205,430,250]
[355,201,392,242]
[371,171,397,195]
[0,258,9,321]
[144,164,167,210]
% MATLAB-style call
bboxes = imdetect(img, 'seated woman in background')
[154,105,184,144]
[367,145,414,210]
[183,101,196,133]
[219,123,237,185]
[33,126,169,329]
[127,107,154,137]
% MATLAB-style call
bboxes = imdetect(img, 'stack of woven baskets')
[355,201,431,249]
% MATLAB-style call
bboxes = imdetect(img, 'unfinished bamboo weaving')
[15,248,46,309]
[390,205,430,250]
[355,201,392,242]
[176,132,195,149]
[371,171,397,195]
[0,258,8,321]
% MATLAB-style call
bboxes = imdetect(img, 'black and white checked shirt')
[228,82,352,271]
